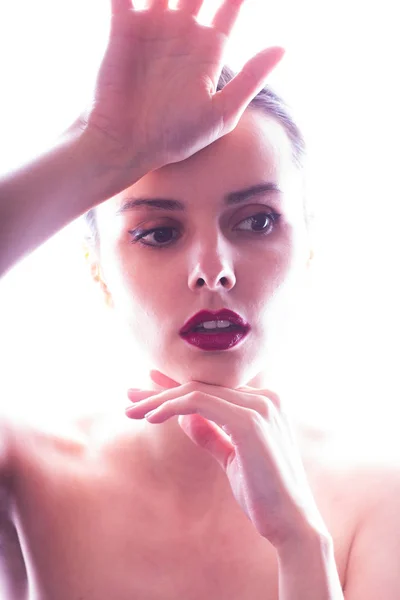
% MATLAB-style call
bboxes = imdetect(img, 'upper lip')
[180,309,250,335]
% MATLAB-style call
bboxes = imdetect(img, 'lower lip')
[179,328,250,351]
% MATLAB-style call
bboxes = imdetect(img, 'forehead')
[101,109,296,216]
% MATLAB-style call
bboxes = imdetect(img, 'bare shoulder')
[326,432,400,598]
[6,407,143,479]
[319,422,400,499]
[295,415,400,476]
[6,411,88,456]
[292,416,400,525]
[1,409,111,489]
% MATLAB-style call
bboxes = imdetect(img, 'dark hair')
[82,65,310,252]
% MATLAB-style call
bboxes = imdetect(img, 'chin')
[183,371,248,390]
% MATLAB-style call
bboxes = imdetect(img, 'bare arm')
[343,466,400,599]
[0,414,30,598]
[277,530,344,600]
[0,418,12,485]
[0,118,150,279]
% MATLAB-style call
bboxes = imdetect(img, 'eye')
[234,211,281,234]
[128,211,281,249]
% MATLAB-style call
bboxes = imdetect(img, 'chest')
[7,428,354,600]
[11,467,282,599]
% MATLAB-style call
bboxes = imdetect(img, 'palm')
[130,11,227,159]
[84,0,284,170]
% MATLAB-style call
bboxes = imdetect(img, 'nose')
[193,273,234,290]
[188,258,236,291]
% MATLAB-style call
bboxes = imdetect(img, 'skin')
[85,107,314,509]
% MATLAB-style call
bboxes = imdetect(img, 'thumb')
[150,370,180,389]
[178,414,234,471]
[111,0,133,15]
[213,46,286,131]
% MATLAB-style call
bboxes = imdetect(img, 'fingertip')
[270,46,286,57]
[111,0,133,15]
[257,45,286,65]
[270,46,286,63]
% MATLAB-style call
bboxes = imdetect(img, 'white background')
[0,0,399,458]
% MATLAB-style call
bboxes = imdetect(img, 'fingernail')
[145,410,157,419]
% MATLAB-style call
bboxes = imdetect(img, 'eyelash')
[128,211,281,250]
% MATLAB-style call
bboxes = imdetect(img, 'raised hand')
[81,0,285,173]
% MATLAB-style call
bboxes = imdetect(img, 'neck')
[132,369,283,505]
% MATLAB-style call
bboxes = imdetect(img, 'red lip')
[180,329,250,351]
[180,309,250,335]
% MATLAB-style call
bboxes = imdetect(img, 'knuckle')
[271,395,282,411]
[247,409,264,430]
[261,389,282,411]
[255,400,270,420]
[187,390,201,403]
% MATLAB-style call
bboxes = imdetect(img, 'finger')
[178,414,235,470]
[125,388,171,416]
[176,0,203,17]
[147,0,170,10]
[239,386,282,411]
[211,0,246,38]
[126,389,157,403]
[126,382,275,417]
[213,46,285,130]
[149,370,180,388]
[145,391,249,439]
[111,0,134,14]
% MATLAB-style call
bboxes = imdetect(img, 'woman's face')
[93,109,312,390]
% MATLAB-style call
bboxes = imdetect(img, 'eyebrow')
[115,182,282,215]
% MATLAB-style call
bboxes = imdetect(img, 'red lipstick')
[179,309,250,351]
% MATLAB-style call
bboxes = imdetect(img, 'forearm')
[276,530,344,600]
[0,118,150,278]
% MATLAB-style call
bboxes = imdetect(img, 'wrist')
[276,525,333,562]
[62,116,154,204]
[276,530,343,600]
[0,118,152,277]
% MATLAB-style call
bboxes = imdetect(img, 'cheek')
[249,241,293,285]
[111,261,176,331]
[248,242,304,319]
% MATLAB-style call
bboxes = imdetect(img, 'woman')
[0,1,398,599]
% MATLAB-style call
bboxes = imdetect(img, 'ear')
[82,241,114,309]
